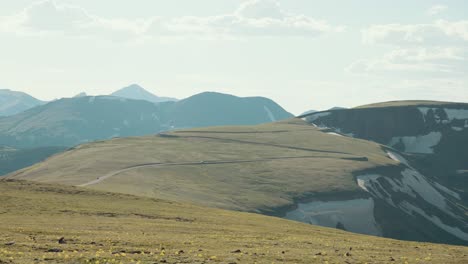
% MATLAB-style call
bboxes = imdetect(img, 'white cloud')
[0,0,150,40]
[0,0,344,40]
[347,47,467,75]
[427,5,448,16]
[236,0,285,19]
[362,20,468,46]
[356,19,468,76]
[384,78,468,102]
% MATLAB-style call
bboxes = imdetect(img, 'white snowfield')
[388,132,442,154]
[285,198,382,236]
[357,151,468,241]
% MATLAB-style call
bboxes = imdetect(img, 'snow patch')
[434,182,461,200]
[400,169,448,211]
[333,128,355,137]
[285,198,381,236]
[388,132,442,154]
[356,174,395,206]
[88,97,95,103]
[452,126,464,131]
[419,107,468,123]
[444,109,468,121]
[306,112,331,122]
[386,151,410,167]
[400,202,468,241]
[263,106,276,122]
[327,132,343,137]
[356,169,452,215]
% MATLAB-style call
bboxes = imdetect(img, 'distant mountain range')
[0,84,176,117]
[0,89,45,116]
[0,92,293,148]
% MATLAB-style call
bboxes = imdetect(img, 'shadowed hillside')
[301,101,468,203]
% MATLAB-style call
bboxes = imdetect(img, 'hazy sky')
[1,0,468,114]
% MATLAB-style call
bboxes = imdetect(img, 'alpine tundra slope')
[8,118,468,246]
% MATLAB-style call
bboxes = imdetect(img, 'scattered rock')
[47,248,63,253]
[231,249,242,253]
[58,237,66,244]
[346,252,352,257]
[4,241,15,246]
[390,257,396,261]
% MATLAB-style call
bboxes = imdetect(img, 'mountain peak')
[73,92,87,98]
[0,89,44,116]
[111,84,177,103]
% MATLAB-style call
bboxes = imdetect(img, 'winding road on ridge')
[77,154,367,187]
[78,131,367,187]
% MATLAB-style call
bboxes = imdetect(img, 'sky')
[0,0,468,115]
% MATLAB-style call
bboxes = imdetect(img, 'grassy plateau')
[8,119,397,213]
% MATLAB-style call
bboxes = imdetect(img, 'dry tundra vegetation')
[1,180,468,264]
[8,119,398,212]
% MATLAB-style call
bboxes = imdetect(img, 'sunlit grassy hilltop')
[8,119,394,212]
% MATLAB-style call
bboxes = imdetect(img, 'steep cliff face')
[302,102,468,201]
